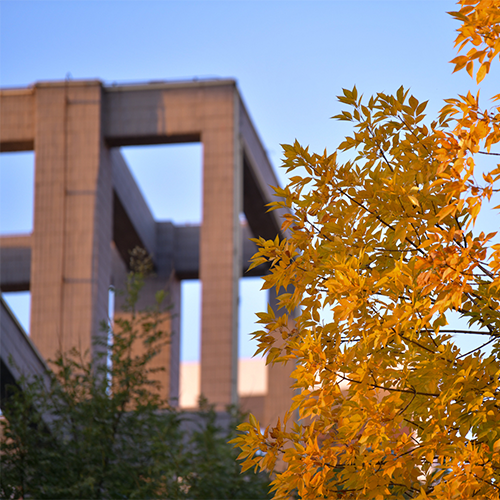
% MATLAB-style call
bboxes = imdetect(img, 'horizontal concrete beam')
[0,224,267,291]
[0,235,32,291]
[163,223,199,280]
[0,79,236,151]
[103,80,236,147]
[0,88,35,152]
[156,222,267,280]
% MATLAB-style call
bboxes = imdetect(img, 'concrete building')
[0,78,295,425]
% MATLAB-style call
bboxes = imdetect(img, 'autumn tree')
[233,1,500,498]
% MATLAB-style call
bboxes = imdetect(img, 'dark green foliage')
[185,400,273,500]
[1,253,271,499]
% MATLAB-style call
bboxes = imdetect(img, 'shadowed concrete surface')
[0,297,50,411]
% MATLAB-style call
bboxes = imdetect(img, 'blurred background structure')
[0,78,296,424]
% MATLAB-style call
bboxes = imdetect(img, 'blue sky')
[1,0,498,360]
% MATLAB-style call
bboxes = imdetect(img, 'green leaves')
[1,268,272,499]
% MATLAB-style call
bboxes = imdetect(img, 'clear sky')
[1,0,498,360]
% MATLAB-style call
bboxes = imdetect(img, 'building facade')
[0,79,295,425]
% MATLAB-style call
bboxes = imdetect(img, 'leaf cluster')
[236,2,500,498]
[449,0,500,83]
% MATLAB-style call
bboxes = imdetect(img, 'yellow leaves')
[437,204,457,222]
[467,196,483,223]
[451,54,469,73]
[449,0,500,82]
[232,5,500,498]
[408,194,420,207]
[248,412,259,429]
[476,60,489,83]
[336,86,359,107]
[493,439,500,453]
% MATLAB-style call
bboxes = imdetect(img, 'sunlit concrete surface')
[0,78,294,424]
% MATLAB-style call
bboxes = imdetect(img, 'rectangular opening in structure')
[2,291,31,334]
[0,152,35,235]
[179,279,201,408]
[120,143,202,225]
[239,277,267,359]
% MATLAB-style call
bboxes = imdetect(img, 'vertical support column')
[111,221,181,406]
[112,272,181,404]
[200,87,242,409]
[30,81,112,361]
[264,286,297,427]
[168,277,181,405]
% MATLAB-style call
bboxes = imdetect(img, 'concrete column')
[111,245,181,406]
[30,81,112,362]
[264,286,297,427]
[200,89,242,409]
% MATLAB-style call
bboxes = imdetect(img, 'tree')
[1,249,272,499]
[232,1,500,498]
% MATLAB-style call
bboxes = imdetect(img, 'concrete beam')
[144,222,196,281]
[0,235,32,291]
[199,86,241,409]
[103,80,236,147]
[0,224,265,293]
[162,222,264,280]
[0,88,35,152]
[239,97,286,241]
[111,149,156,262]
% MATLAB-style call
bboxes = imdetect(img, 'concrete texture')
[0,78,292,423]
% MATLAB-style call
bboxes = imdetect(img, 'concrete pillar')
[200,88,242,409]
[264,286,297,427]
[30,81,112,362]
[111,243,181,406]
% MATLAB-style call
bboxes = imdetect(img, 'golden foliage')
[232,1,500,498]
